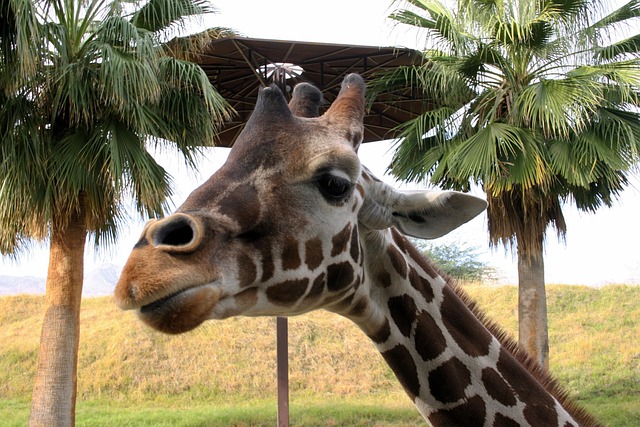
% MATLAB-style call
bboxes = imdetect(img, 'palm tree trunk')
[29,203,86,427]
[517,246,549,370]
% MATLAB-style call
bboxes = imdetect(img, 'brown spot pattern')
[402,235,440,279]
[223,138,280,178]
[234,288,258,311]
[331,223,351,257]
[368,317,391,344]
[218,183,260,231]
[388,294,417,337]
[304,273,326,305]
[266,279,309,306]
[333,293,355,311]
[353,273,362,290]
[327,261,354,292]
[381,345,420,399]
[428,357,471,404]
[347,297,368,317]
[259,245,274,282]
[349,226,359,262]
[237,253,257,288]
[347,129,363,146]
[387,244,407,278]
[523,393,559,426]
[408,267,434,303]
[496,348,559,426]
[281,236,301,270]
[482,367,517,407]
[441,287,492,357]
[414,310,447,361]
[429,395,487,426]
[304,237,323,271]
[376,270,392,288]
[493,413,521,427]
[524,402,559,426]
[391,228,407,249]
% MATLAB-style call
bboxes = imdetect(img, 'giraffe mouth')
[140,290,183,313]
[137,284,222,334]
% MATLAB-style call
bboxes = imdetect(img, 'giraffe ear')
[359,176,487,239]
[289,82,323,118]
[323,73,365,149]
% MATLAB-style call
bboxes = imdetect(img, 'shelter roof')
[192,36,428,146]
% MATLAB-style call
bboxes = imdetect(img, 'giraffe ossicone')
[115,74,600,426]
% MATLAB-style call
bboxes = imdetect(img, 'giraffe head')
[114,74,487,334]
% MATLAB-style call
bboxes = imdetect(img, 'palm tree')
[372,0,640,368]
[0,1,233,425]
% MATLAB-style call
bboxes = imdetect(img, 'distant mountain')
[83,264,122,297]
[0,264,122,297]
[0,275,45,295]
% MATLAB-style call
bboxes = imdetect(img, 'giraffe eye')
[316,174,353,202]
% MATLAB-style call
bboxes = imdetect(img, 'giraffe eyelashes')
[315,174,354,202]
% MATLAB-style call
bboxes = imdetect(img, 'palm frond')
[131,0,213,34]
[97,40,162,108]
[158,56,229,120]
[457,44,507,88]
[102,119,172,218]
[588,0,640,31]
[165,27,238,61]
[0,0,40,88]
[516,76,601,138]
[591,107,640,163]
[391,0,470,52]
[491,16,552,51]
[565,170,627,212]
[445,122,536,184]
[389,9,435,30]
[390,134,446,183]
[369,60,472,112]
[0,92,49,254]
[596,34,640,61]
[397,105,461,147]
[153,57,231,148]
[97,14,157,58]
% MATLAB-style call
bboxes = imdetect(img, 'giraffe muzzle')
[115,212,214,312]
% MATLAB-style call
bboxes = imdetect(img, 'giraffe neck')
[331,227,599,427]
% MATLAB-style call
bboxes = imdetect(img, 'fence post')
[277,317,289,427]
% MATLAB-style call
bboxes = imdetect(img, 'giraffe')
[115,74,600,426]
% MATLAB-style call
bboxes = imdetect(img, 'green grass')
[0,397,425,426]
[1,285,638,426]
[0,397,425,427]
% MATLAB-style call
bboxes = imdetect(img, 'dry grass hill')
[0,284,638,426]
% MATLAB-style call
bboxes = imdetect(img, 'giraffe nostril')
[150,214,203,253]
[156,220,193,246]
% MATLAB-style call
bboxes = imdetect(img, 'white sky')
[1,0,639,286]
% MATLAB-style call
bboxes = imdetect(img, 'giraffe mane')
[444,277,602,427]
